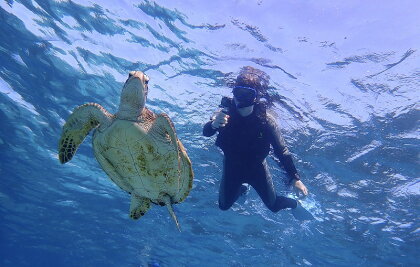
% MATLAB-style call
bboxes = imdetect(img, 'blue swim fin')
[291,200,315,221]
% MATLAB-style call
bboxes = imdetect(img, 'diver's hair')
[226,66,271,103]
[225,66,271,123]
[225,66,296,122]
[234,66,270,99]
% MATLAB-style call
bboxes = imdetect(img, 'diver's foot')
[291,200,314,221]
[240,184,250,196]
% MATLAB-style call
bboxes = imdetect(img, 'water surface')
[0,0,419,266]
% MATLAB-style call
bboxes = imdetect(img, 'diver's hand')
[293,179,308,196]
[211,111,229,129]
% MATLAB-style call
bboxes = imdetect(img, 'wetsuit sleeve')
[266,114,300,184]
[203,120,217,137]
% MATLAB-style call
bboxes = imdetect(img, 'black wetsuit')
[203,100,299,211]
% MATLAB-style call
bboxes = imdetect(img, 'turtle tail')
[163,194,181,232]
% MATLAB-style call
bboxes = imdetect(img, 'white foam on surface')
[346,140,382,162]
[392,178,420,197]
[0,78,40,116]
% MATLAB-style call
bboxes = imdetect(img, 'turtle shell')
[92,109,193,204]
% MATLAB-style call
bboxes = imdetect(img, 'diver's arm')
[266,114,300,184]
[267,114,308,195]
[203,120,217,137]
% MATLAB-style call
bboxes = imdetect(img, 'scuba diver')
[203,66,311,219]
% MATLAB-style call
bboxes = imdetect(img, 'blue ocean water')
[0,0,419,266]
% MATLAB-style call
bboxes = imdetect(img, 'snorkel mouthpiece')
[235,99,255,108]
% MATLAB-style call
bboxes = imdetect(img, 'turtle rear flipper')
[130,195,151,219]
[58,103,113,164]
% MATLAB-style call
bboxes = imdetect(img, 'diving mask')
[232,86,257,108]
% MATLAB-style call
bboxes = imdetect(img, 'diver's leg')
[219,158,243,210]
[250,161,297,212]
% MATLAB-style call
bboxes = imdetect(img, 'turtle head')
[116,71,150,120]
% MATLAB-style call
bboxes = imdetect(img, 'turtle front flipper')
[59,103,113,164]
[152,113,181,167]
[152,114,193,204]
[130,195,151,219]
[174,140,194,203]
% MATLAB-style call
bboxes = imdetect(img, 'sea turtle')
[58,71,193,231]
